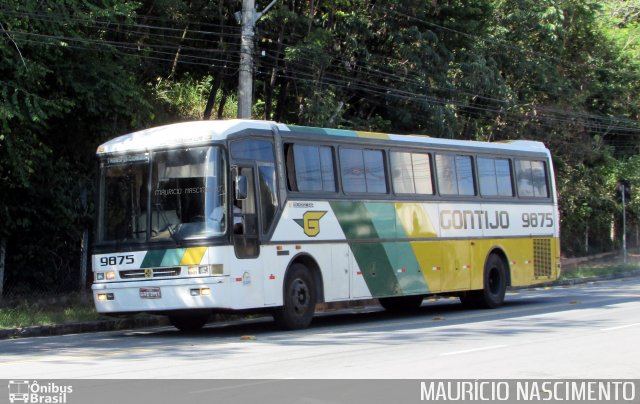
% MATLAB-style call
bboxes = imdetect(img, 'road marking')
[440,345,506,356]
[601,322,640,332]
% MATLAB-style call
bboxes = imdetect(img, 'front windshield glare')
[98,146,227,243]
[151,146,226,241]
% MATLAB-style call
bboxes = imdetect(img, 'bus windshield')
[98,146,227,243]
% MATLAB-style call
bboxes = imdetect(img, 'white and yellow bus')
[92,120,560,331]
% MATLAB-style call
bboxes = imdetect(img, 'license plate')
[139,287,161,299]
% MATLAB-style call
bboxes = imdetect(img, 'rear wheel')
[168,311,210,332]
[273,263,317,330]
[477,254,507,308]
[379,295,424,312]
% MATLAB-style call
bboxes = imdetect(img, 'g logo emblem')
[294,211,327,237]
[144,268,153,278]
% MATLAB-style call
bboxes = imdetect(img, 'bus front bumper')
[91,277,230,313]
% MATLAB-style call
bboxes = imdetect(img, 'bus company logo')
[294,211,327,237]
[8,380,73,403]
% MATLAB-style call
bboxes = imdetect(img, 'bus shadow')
[1,284,635,363]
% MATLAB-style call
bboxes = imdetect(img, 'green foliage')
[0,0,152,293]
[4,0,640,299]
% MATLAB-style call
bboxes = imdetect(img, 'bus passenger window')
[290,144,336,192]
[478,157,513,197]
[339,148,387,194]
[436,154,475,196]
[516,160,549,198]
[391,151,433,195]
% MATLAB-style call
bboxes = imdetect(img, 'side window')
[286,144,336,192]
[391,151,434,195]
[339,148,387,194]
[478,157,513,197]
[230,139,274,161]
[516,159,549,198]
[436,154,476,196]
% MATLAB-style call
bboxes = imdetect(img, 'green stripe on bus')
[286,125,358,137]
[161,248,186,266]
[330,201,401,297]
[364,202,404,239]
[350,243,401,297]
[140,249,166,268]
[382,241,429,294]
[364,202,429,294]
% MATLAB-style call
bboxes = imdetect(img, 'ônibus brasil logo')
[8,380,73,404]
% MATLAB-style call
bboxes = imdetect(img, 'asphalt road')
[1,277,639,379]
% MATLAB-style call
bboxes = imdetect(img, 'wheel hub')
[292,279,309,313]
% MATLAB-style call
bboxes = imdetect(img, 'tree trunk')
[0,237,6,299]
[217,90,228,119]
[80,228,89,293]
[275,78,289,122]
[203,72,222,120]
[169,24,189,78]
[265,28,285,120]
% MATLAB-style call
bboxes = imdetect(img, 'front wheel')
[273,264,317,330]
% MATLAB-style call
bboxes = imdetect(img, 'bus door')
[229,137,280,306]
[232,166,260,258]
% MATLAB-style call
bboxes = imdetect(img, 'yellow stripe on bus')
[180,247,207,265]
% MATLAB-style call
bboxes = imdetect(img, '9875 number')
[522,212,553,228]
[100,255,135,266]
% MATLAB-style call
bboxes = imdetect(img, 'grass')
[0,295,107,329]
[560,263,639,280]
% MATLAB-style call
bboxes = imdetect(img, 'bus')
[92,120,560,331]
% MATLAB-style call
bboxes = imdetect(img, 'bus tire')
[379,295,424,312]
[273,263,317,330]
[477,253,507,309]
[168,311,210,332]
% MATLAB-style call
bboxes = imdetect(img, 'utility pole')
[622,186,627,264]
[237,0,255,119]
[237,0,278,119]
[618,180,631,263]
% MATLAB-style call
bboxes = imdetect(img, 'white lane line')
[440,345,507,356]
[601,322,640,332]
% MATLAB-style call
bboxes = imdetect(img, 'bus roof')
[97,119,549,155]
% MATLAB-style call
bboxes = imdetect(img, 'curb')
[0,315,170,340]
[2,271,639,341]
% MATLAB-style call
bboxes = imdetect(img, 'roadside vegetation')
[0,294,106,329]
[2,0,640,299]
[560,263,640,280]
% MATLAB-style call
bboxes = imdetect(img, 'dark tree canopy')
[1,0,640,294]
